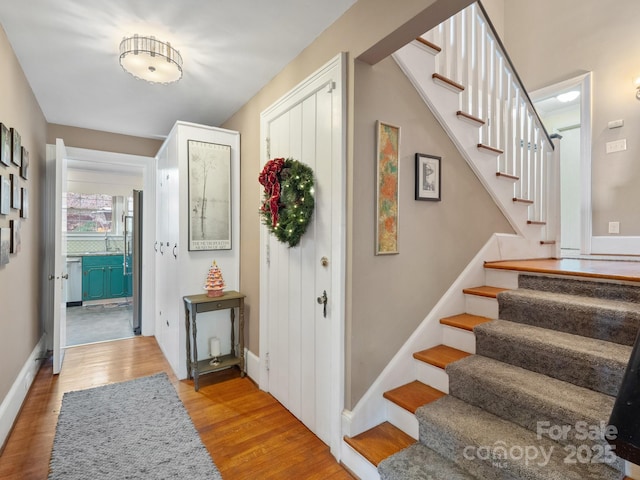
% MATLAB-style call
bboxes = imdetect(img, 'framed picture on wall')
[11,128,21,167]
[0,175,10,215]
[10,219,20,254]
[415,153,441,201]
[375,120,400,255]
[0,227,9,265]
[187,140,232,251]
[11,174,21,209]
[20,187,28,219]
[20,147,29,180]
[0,124,10,167]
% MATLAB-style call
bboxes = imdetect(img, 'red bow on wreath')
[258,157,285,226]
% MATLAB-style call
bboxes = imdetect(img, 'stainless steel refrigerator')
[124,190,142,334]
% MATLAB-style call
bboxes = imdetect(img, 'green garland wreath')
[259,157,315,247]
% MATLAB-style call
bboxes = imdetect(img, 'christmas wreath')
[259,157,315,247]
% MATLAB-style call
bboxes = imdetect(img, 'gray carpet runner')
[378,274,635,480]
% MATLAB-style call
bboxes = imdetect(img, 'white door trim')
[259,53,346,459]
[43,145,156,353]
[531,72,593,255]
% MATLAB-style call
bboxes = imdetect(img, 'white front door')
[52,139,68,374]
[259,54,345,456]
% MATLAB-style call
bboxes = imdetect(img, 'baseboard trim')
[591,236,640,256]
[245,348,260,383]
[0,334,47,450]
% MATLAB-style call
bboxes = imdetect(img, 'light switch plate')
[606,139,627,154]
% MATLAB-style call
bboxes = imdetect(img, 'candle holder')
[209,336,221,366]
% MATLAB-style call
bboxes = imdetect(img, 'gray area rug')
[49,373,222,480]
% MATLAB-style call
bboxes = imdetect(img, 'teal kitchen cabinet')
[82,255,128,301]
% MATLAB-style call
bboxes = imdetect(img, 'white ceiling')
[0,0,356,139]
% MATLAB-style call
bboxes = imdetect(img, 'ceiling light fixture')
[119,34,183,84]
[556,91,580,103]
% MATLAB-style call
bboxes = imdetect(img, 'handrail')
[420,1,557,224]
[475,1,553,149]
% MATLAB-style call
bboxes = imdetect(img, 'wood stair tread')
[344,421,414,466]
[440,313,492,331]
[496,171,519,181]
[383,380,445,413]
[462,285,508,298]
[413,345,471,369]
[432,73,465,92]
[416,37,441,53]
[513,197,534,204]
[456,110,485,126]
[477,143,503,155]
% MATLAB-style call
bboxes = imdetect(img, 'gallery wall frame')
[415,153,441,201]
[10,173,20,209]
[20,186,28,219]
[10,127,20,167]
[187,139,232,251]
[0,175,10,215]
[10,219,20,254]
[375,120,400,255]
[0,124,9,167]
[20,147,29,180]
[0,227,9,265]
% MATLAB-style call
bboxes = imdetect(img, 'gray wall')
[503,0,640,236]
[0,25,47,405]
[349,57,512,406]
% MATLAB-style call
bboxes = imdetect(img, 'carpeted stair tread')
[447,356,616,444]
[413,345,471,369]
[475,319,631,396]
[344,421,414,467]
[416,396,623,480]
[378,443,479,480]
[440,313,492,331]
[498,288,640,345]
[383,380,445,413]
[519,274,640,302]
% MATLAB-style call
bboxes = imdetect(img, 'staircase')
[344,263,638,479]
[340,2,638,479]
[392,1,560,254]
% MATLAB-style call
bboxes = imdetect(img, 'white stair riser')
[341,441,381,480]
[441,325,476,354]
[484,269,519,289]
[415,361,449,394]
[464,294,499,318]
[385,400,419,440]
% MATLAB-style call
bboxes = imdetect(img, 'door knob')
[317,290,328,318]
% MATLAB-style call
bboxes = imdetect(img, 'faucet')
[104,233,110,252]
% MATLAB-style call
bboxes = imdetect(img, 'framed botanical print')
[187,140,232,251]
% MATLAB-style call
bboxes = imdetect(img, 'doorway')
[64,165,142,346]
[45,145,155,372]
[531,73,592,256]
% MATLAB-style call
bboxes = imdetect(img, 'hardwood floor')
[0,336,354,480]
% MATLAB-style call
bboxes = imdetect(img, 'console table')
[183,291,246,391]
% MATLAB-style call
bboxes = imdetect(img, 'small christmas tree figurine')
[204,261,226,297]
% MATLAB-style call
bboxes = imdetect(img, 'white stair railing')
[422,2,556,230]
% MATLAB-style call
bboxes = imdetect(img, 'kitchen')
[64,158,143,346]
